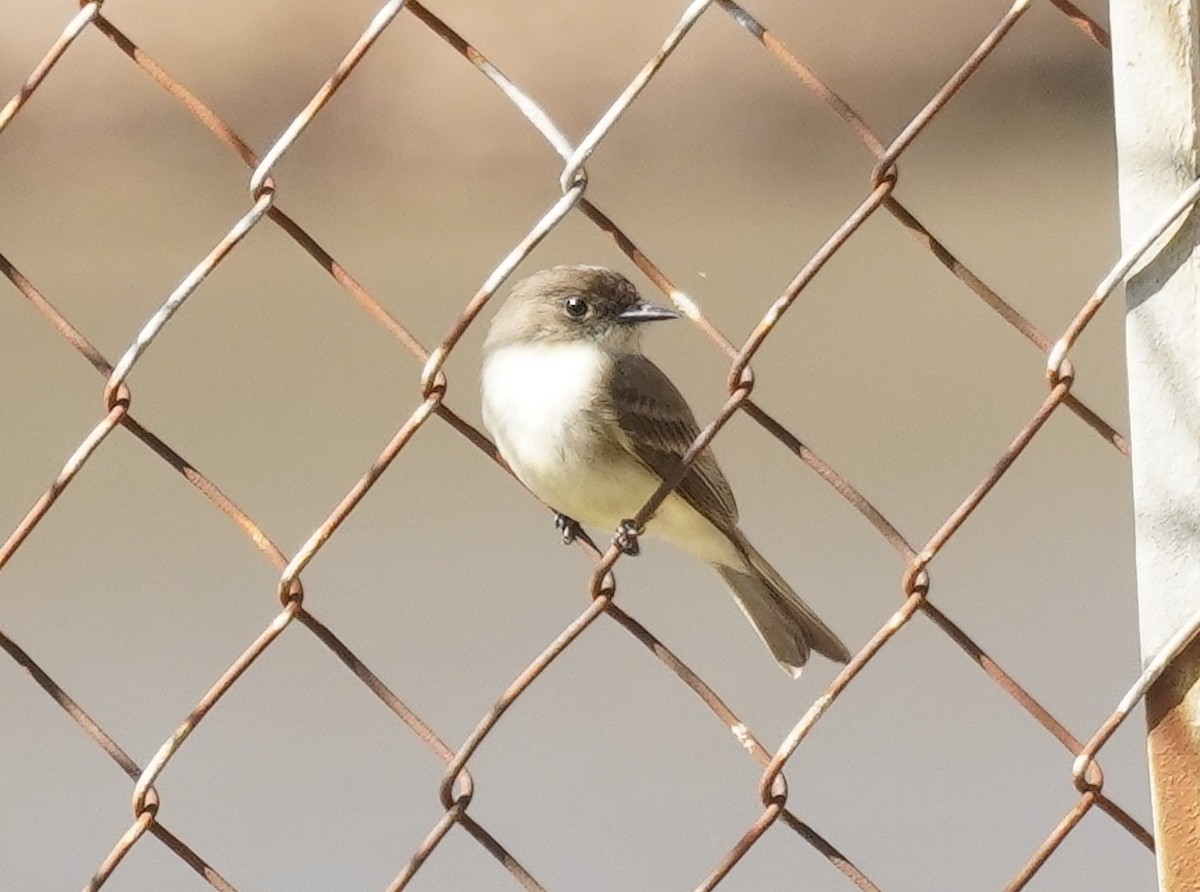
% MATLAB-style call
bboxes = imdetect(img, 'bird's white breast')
[481,342,671,532]
[481,342,608,498]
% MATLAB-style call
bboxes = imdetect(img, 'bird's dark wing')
[607,353,739,529]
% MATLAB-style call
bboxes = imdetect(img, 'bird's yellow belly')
[520,454,741,566]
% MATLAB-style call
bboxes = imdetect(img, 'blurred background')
[0,1,1155,890]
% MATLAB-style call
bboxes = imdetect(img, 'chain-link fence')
[2,1,1197,889]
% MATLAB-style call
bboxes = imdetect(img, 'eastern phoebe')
[480,265,850,676]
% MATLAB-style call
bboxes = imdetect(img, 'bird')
[480,265,850,676]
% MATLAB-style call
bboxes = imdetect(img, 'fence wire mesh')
[1,0,1196,889]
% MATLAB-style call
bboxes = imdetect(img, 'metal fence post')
[1111,2,1200,888]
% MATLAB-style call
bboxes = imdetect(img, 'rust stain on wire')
[0,0,1178,889]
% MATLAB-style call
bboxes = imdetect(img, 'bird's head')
[485,265,679,353]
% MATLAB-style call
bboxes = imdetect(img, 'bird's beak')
[617,301,680,323]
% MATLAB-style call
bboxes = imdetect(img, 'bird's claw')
[555,513,582,545]
[614,519,642,556]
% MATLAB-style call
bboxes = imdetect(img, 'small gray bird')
[480,265,850,676]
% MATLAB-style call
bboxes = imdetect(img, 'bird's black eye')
[564,296,589,319]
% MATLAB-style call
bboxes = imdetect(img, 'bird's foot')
[613,519,642,556]
[555,513,582,545]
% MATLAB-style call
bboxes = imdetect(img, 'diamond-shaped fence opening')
[2,1,1197,890]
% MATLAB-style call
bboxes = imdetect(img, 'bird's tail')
[714,535,850,677]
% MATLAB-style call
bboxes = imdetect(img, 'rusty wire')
[0,0,1186,889]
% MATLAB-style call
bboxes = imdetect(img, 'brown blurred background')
[0,1,1154,890]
